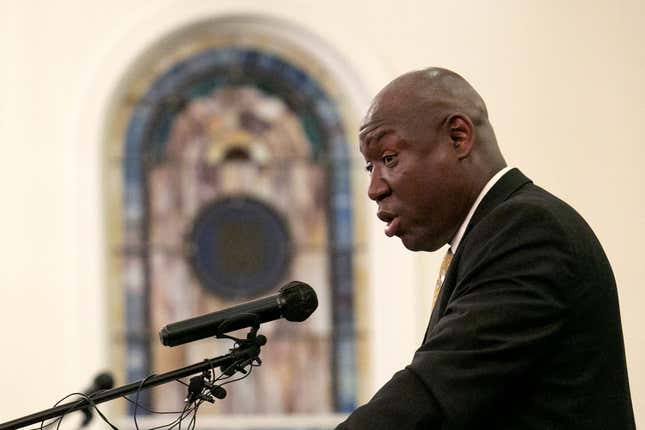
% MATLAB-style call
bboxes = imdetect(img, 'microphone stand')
[0,328,267,430]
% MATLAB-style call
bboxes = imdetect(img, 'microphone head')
[278,281,318,322]
[93,372,115,391]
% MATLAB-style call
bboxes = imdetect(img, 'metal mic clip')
[185,375,215,404]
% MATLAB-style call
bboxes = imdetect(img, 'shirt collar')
[449,166,513,252]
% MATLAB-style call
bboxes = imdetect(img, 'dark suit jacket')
[337,169,635,429]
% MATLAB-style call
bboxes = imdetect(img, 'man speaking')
[337,68,635,429]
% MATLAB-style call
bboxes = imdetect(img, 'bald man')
[337,68,635,429]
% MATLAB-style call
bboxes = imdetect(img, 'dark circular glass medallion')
[186,196,291,300]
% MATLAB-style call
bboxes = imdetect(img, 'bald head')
[375,68,486,112]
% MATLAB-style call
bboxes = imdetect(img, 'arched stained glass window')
[104,16,367,426]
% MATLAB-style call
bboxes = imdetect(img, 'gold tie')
[432,248,454,309]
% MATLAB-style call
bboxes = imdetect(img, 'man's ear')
[446,114,475,159]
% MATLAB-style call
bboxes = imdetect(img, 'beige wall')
[1,0,643,426]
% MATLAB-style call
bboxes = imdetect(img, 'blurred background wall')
[1,0,643,427]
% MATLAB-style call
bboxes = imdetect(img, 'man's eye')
[383,154,396,166]
[365,163,373,174]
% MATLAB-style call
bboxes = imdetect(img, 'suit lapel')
[423,168,533,343]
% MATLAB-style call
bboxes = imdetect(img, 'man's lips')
[377,210,400,237]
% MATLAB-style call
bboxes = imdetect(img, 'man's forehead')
[359,116,387,140]
[358,120,397,159]
[359,92,401,137]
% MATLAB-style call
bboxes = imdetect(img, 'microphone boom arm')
[0,334,266,430]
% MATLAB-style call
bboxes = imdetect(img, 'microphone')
[80,371,114,427]
[159,281,318,347]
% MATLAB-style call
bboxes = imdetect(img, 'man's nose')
[367,171,391,201]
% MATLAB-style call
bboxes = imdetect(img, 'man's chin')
[400,235,423,251]
[400,234,442,252]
